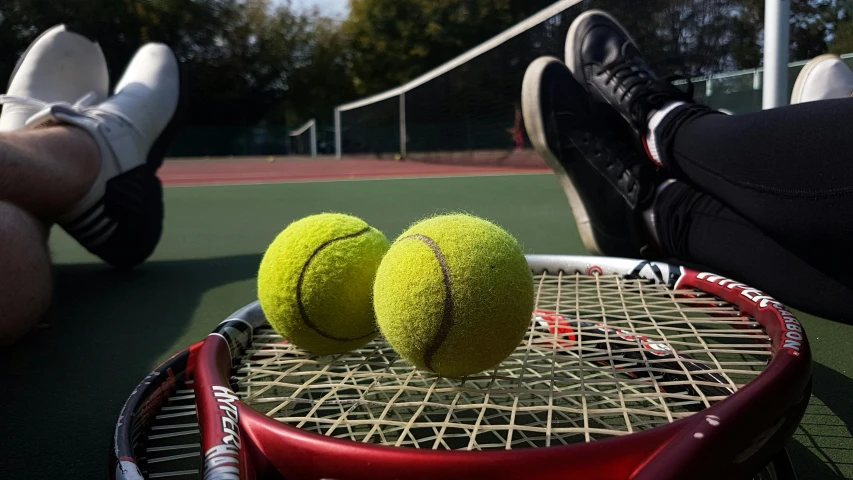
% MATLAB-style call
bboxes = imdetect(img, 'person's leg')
[652,99,853,286]
[0,202,52,346]
[0,127,100,220]
[1,42,181,268]
[653,181,853,321]
[518,53,852,319]
[565,10,853,288]
[0,25,107,347]
[0,25,181,346]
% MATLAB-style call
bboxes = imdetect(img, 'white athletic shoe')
[21,44,183,268]
[0,24,108,132]
[791,54,853,104]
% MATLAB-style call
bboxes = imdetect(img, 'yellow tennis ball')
[258,213,389,354]
[373,214,534,377]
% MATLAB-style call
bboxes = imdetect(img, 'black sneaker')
[521,57,655,257]
[565,9,693,134]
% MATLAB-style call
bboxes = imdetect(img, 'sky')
[289,0,350,17]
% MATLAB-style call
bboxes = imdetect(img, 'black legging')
[655,99,853,317]
[654,181,853,321]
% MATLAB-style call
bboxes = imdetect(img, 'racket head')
[192,255,811,480]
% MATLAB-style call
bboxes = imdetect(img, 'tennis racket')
[110,254,810,480]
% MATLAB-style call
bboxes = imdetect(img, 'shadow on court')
[790,362,853,479]
[0,253,261,479]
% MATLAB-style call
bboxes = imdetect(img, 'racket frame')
[145,255,812,480]
[110,342,202,480]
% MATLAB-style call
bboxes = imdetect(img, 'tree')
[827,0,853,53]
[177,0,314,125]
[0,0,318,126]
[831,20,853,53]
[342,0,776,98]
[342,0,556,96]
[1,0,849,133]
[280,13,357,128]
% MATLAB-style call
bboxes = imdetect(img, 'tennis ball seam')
[297,225,380,342]
[399,234,453,372]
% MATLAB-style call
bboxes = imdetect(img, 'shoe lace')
[599,57,654,101]
[597,56,695,128]
[0,92,140,134]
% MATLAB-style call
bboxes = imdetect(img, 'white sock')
[645,101,687,166]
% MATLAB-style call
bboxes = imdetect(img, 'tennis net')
[334,0,815,167]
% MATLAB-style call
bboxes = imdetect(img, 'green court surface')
[1,174,851,478]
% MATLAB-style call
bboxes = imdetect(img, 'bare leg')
[0,201,52,346]
[0,126,100,220]
[0,127,100,345]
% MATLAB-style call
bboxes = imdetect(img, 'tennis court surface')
[0,159,851,479]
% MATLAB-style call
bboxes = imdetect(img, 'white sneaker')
[0,24,108,132]
[791,54,853,104]
[22,44,183,268]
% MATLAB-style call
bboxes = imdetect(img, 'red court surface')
[160,157,550,187]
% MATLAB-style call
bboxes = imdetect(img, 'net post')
[310,120,317,158]
[334,107,342,159]
[762,0,790,109]
[399,92,407,159]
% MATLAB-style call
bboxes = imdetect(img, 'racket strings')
[235,272,772,450]
[132,381,201,479]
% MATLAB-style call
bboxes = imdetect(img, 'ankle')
[40,126,102,213]
[59,125,101,184]
[643,102,686,167]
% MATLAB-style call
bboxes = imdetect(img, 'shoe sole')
[521,57,603,255]
[565,9,638,77]
[790,54,842,105]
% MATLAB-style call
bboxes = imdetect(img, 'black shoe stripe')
[64,205,107,236]
[64,199,105,231]
[75,217,117,246]
[67,166,164,267]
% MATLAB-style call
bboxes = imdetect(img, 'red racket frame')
[193,256,812,480]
